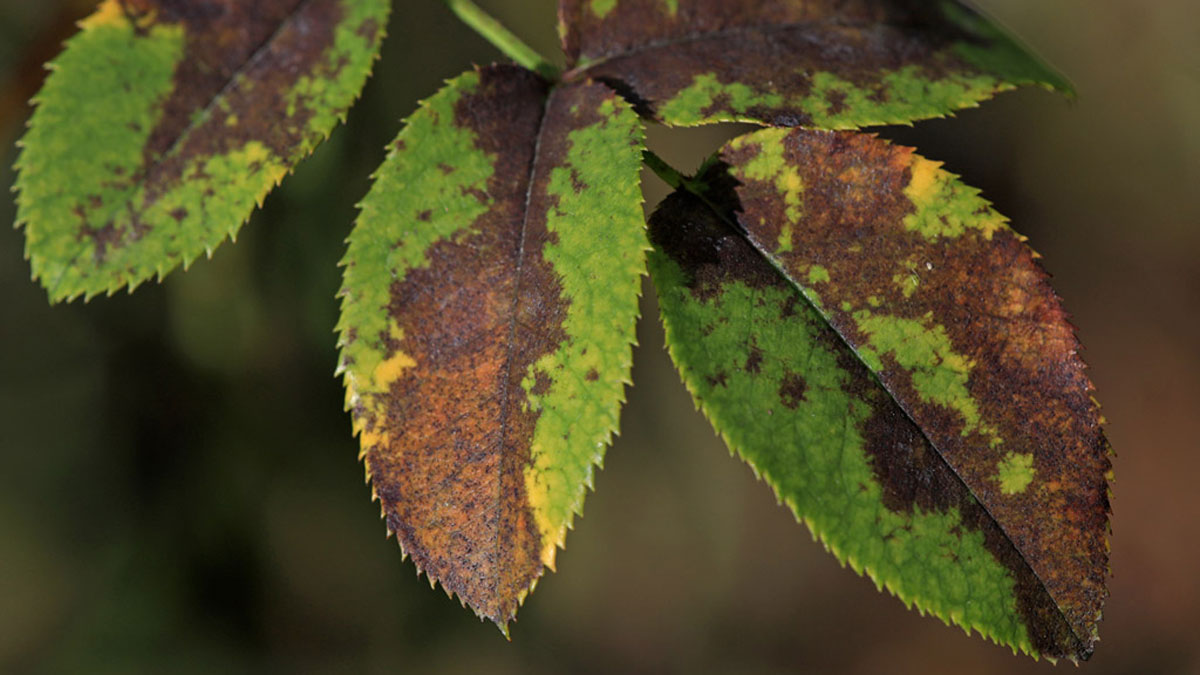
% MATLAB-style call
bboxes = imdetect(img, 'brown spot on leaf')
[530,370,553,397]
[79,221,123,263]
[745,344,764,373]
[364,67,552,625]
[649,161,781,304]
[356,17,379,41]
[778,371,807,409]
[706,370,729,388]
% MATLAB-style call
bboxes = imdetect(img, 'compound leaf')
[648,133,1109,660]
[337,65,646,628]
[559,0,1070,129]
[15,0,389,301]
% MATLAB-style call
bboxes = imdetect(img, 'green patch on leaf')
[522,89,647,567]
[904,156,1007,241]
[727,129,802,253]
[590,0,617,19]
[657,72,785,125]
[800,68,1004,131]
[998,452,1036,495]
[852,309,997,445]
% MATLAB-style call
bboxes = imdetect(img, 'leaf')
[558,0,1070,129]
[647,130,1110,659]
[337,65,647,628]
[14,0,389,301]
[648,172,1077,660]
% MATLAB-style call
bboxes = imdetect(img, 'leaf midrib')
[490,81,555,617]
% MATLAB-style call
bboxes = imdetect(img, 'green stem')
[643,150,744,232]
[642,150,687,191]
[443,0,559,80]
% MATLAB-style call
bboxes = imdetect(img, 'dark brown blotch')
[778,371,807,409]
[745,344,764,373]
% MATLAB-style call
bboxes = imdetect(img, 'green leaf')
[15,0,389,301]
[337,65,647,628]
[647,131,1110,660]
[558,0,1071,129]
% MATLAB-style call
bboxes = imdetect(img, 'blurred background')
[1,1,1197,673]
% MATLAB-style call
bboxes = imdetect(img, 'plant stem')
[443,0,559,80]
[643,150,745,232]
[642,150,687,191]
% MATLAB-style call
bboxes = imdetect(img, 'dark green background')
[1,1,1197,672]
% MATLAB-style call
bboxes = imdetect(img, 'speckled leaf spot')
[648,164,1091,660]
[337,65,646,628]
[557,0,1071,128]
[15,0,389,301]
[714,128,1111,658]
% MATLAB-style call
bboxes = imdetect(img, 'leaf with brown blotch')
[648,160,1098,660]
[692,127,1110,658]
[15,0,389,301]
[337,65,647,629]
[558,0,1071,129]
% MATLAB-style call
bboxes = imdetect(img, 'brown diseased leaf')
[558,0,1071,129]
[340,65,647,627]
[649,167,1089,658]
[722,128,1111,653]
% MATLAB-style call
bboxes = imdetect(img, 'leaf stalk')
[443,0,560,80]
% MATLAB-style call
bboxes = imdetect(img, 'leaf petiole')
[443,0,560,80]
[643,150,741,231]
[642,150,688,191]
